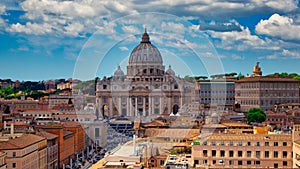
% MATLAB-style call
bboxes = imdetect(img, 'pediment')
[130,86,151,93]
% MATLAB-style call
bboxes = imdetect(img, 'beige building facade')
[293,125,300,168]
[0,134,47,169]
[235,63,299,112]
[192,133,292,168]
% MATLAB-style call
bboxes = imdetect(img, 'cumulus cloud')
[0,4,6,28]
[21,0,98,18]
[7,22,53,35]
[208,26,266,50]
[121,25,140,34]
[264,0,298,12]
[199,19,242,32]
[282,49,300,58]
[2,0,300,63]
[2,0,299,40]
[0,4,5,14]
[161,22,185,34]
[64,22,84,37]
[4,0,299,37]
[255,13,300,41]
[231,54,245,60]
[264,49,300,59]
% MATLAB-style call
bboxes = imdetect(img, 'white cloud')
[21,0,98,18]
[64,22,84,37]
[0,4,5,14]
[2,0,298,38]
[7,22,53,35]
[208,26,266,50]
[255,13,300,41]
[121,25,140,34]
[264,0,298,12]
[161,22,185,35]
[17,47,29,51]
[0,4,6,28]
[231,54,244,60]
[264,49,300,59]
[282,49,300,58]
[119,46,129,51]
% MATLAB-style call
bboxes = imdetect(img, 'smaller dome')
[166,65,175,75]
[114,65,124,77]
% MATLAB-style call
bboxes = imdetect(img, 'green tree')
[247,108,266,123]
[183,75,195,83]
[225,72,237,77]
[280,72,289,77]
[237,72,245,80]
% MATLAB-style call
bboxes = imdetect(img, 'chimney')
[10,123,14,137]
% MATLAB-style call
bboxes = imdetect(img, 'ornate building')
[96,30,194,118]
[235,63,299,112]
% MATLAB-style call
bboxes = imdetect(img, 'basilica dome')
[129,29,163,65]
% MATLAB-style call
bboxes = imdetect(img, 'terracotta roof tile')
[36,130,58,140]
[144,128,200,139]
[0,134,45,150]
[199,133,292,141]
[236,76,299,82]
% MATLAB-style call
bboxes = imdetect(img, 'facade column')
[135,97,138,116]
[127,97,130,116]
[109,97,113,117]
[143,96,146,116]
[129,97,132,116]
[168,96,171,114]
[152,96,154,114]
[160,96,163,114]
[118,97,122,116]
[148,96,151,115]
[99,97,102,118]
[180,95,183,108]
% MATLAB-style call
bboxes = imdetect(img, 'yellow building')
[0,134,47,169]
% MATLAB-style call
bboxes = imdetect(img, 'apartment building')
[195,78,235,110]
[39,123,75,168]
[36,130,59,169]
[0,134,47,169]
[61,121,85,154]
[192,133,292,168]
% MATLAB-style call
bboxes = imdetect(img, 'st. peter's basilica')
[96,29,194,118]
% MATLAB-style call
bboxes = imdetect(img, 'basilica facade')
[96,30,194,117]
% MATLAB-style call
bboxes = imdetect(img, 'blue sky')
[0,0,300,81]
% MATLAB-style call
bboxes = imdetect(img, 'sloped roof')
[144,128,200,139]
[143,120,168,128]
[0,134,45,150]
[236,76,298,83]
[36,130,58,140]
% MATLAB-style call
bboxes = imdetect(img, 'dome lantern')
[141,27,150,43]
[128,29,163,65]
